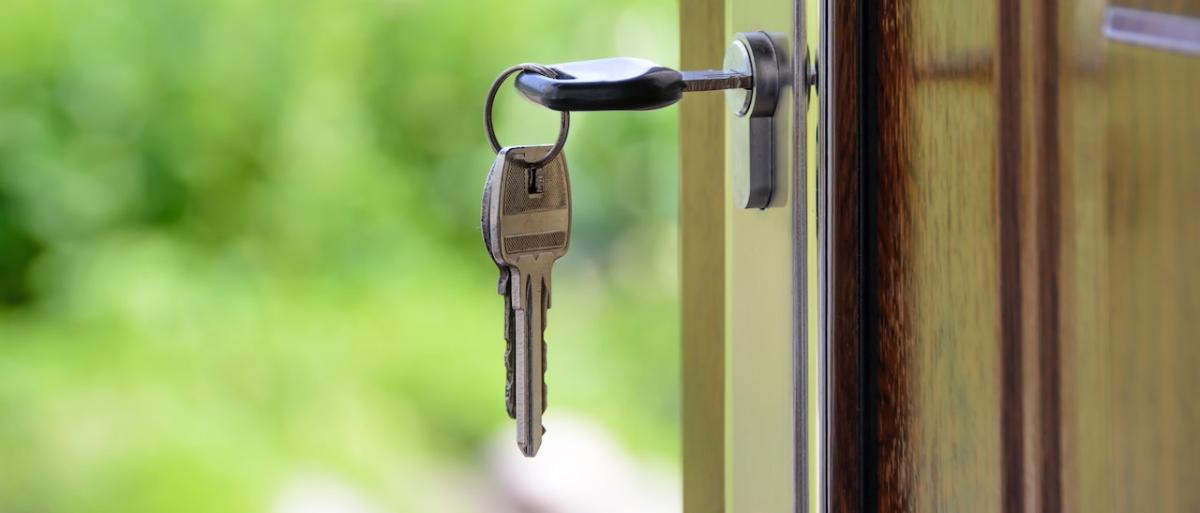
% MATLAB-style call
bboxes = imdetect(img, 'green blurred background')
[0,0,680,511]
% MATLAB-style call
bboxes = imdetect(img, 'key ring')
[484,63,570,167]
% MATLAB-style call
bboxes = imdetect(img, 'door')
[823,0,1200,512]
[681,0,1200,512]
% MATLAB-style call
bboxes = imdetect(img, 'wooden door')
[681,0,1198,511]
[823,0,1200,512]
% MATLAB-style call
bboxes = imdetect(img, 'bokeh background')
[0,0,681,511]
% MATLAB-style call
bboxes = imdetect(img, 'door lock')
[512,31,798,209]
[723,31,783,209]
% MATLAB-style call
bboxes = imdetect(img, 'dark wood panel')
[829,0,1008,510]
[875,0,1008,510]
[825,0,863,509]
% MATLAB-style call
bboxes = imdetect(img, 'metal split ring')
[484,63,570,167]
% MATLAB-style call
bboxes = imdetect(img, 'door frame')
[679,0,812,511]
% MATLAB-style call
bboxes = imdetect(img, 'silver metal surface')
[1105,7,1200,56]
[484,65,571,167]
[727,31,785,210]
[816,0,832,509]
[792,4,812,513]
[682,69,753,91]
[724,40,755,117]
[486,145,572,457]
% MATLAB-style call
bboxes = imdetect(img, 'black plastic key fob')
[514,58,685,112]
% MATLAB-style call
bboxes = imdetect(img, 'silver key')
[481,156,517,419]
[484,144,571,457]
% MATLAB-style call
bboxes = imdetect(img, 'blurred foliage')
[0,0,679,511]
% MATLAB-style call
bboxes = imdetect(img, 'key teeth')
[504,293,517,419]
[505,384,515,419]
[542,338,548,413]
[505,334,516,419]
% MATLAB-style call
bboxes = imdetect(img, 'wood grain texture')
[680,0,725,511]
[1031,1,1062,511]
[879,0,1007,510]
[1056,6,1109,513]
[827,0,1200,510]
[829,0,1011,510]
[1097,41,1200,511]
[1061,1,1200,512]
[825,0,863,510]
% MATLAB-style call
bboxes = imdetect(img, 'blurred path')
[484,414,680,513]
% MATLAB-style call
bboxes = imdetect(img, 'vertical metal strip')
[816,0,831,511]
[793,1,810,512]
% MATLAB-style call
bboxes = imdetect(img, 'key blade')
[513,266,548,457]
[680,70,752,92]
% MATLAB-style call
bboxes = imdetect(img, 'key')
[481,156,518,419]
[484,144,571,457]
[507,33,797,209]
